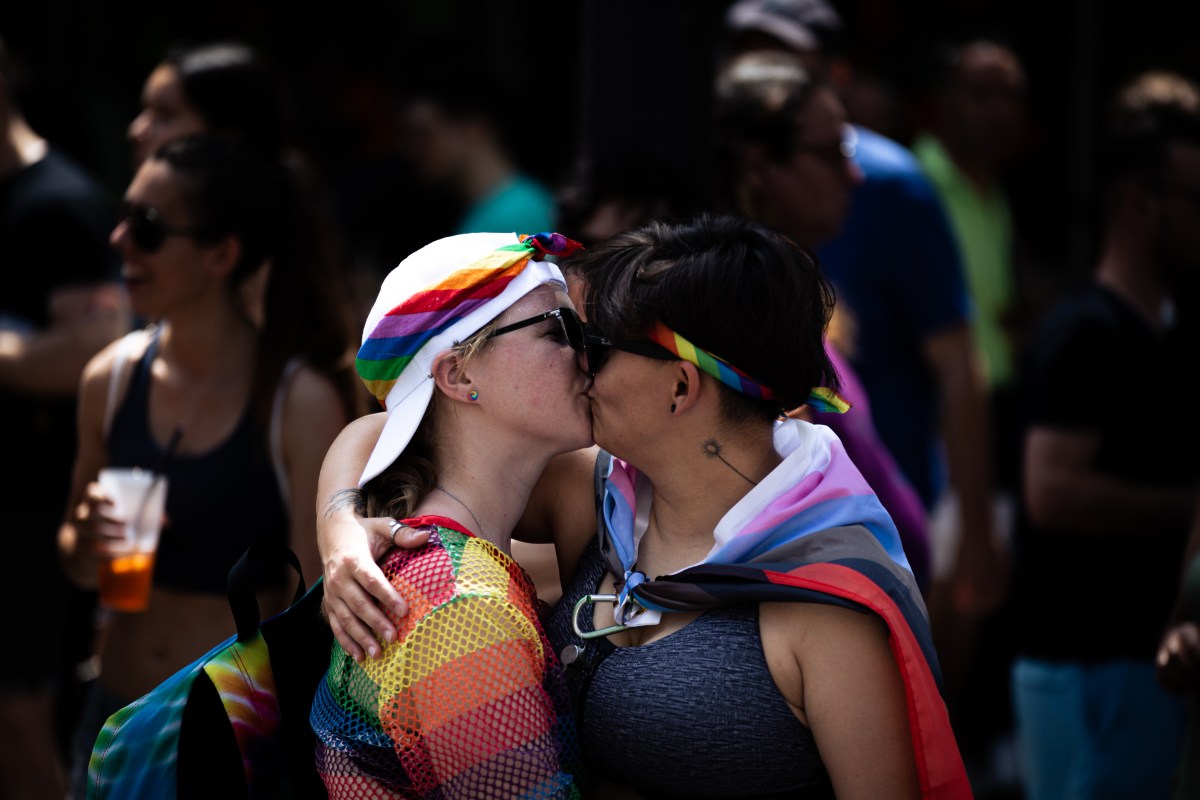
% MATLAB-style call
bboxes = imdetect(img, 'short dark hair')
[163,41,290,158]
[568,213,837,422]
[713,50,825,211]
[1103,70,1200,188]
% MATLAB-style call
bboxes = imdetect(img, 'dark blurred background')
[3,0,1199,287]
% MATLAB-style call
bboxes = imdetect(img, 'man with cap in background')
[720,3,1008,788]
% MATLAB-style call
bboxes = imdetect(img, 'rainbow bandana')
[647,321,776,400]
[356,232,582,485]
[646,321,851,412]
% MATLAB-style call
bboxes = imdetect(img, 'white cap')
[356,231,578,486]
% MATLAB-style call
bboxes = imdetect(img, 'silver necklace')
[435,483,486,537]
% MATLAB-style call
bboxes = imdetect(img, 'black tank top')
[546,538,834,799]
[106,334,289,594]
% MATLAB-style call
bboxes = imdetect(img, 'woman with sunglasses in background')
[315,215,970,798]
[57,132,360,797]
[309,231,590,798]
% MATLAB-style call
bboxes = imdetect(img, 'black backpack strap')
[227,540,306,642]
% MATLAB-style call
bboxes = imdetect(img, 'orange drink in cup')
[97,551,157,612]
[97,467,167,612]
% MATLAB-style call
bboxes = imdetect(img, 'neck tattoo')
[435,483,486,537]
[702,438,759,486]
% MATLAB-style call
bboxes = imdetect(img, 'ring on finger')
[389,519,405,546]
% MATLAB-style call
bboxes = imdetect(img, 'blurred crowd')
[2,1,1199,798]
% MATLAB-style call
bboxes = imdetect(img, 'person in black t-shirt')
[0,34,127,800]
[1010,70,1200,800]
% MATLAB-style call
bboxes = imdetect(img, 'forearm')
[316,412,385,560]
[0,312,126,395]
[1027,473,1197,537]
[938,347,995,542]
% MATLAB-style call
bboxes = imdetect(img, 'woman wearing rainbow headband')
[309,231,591,797]
[318,216,970,798]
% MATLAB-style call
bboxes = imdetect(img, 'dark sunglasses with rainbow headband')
[118,202,212,253]
[585,321,850,414]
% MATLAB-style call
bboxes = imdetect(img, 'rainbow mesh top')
[310,516,580,799]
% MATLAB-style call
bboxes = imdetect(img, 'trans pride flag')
[596,419,971,798]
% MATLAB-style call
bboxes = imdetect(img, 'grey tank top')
[545,538,834,799]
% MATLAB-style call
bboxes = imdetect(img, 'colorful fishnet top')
[311,515,580,799]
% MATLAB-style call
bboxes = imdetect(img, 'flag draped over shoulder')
[596,419,972,799]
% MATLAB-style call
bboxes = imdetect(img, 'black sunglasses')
[583,331,675,375]
[118,202,210,253]
[487,307,587,353]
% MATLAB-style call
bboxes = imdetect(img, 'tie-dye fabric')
[88,617,294,798]
[310,516,580,799]
[594,418,971,798]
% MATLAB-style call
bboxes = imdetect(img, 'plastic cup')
[97,467,168,612]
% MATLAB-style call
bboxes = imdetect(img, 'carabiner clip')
[571,593,631,640]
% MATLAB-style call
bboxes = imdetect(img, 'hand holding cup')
[94,467,168,612]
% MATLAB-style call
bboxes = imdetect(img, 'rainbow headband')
[646,321,850,413]
[356,232,582,407]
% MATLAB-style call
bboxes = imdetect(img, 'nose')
[128,110,149,145]
[110,218,130,251]
[576,348,592,376]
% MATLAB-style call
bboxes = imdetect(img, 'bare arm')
[316,414,599,660]
[315,411,421,661]
[924,323,1007,615]
[57,341,125,587]
[1023,427,1198,535]
[280,366,354,594]
[764,602,920,799]
[0,283,128,395]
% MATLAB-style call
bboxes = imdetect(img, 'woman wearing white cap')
[316,217,970,798]
[308,231,590,798]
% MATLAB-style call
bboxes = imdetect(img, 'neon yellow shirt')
[914,134,1015,388]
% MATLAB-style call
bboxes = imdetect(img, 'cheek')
[493,348,576,407]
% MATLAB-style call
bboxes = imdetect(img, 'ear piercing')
[468,390,479,401]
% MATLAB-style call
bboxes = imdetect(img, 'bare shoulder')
[517,446,598,550]
[78,329,153,417]
[759,601,893,710]
[761,600,890,659]
[281,362,347,416]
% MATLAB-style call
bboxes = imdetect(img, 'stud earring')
[670,403,676,413]
[468,390,480,401]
